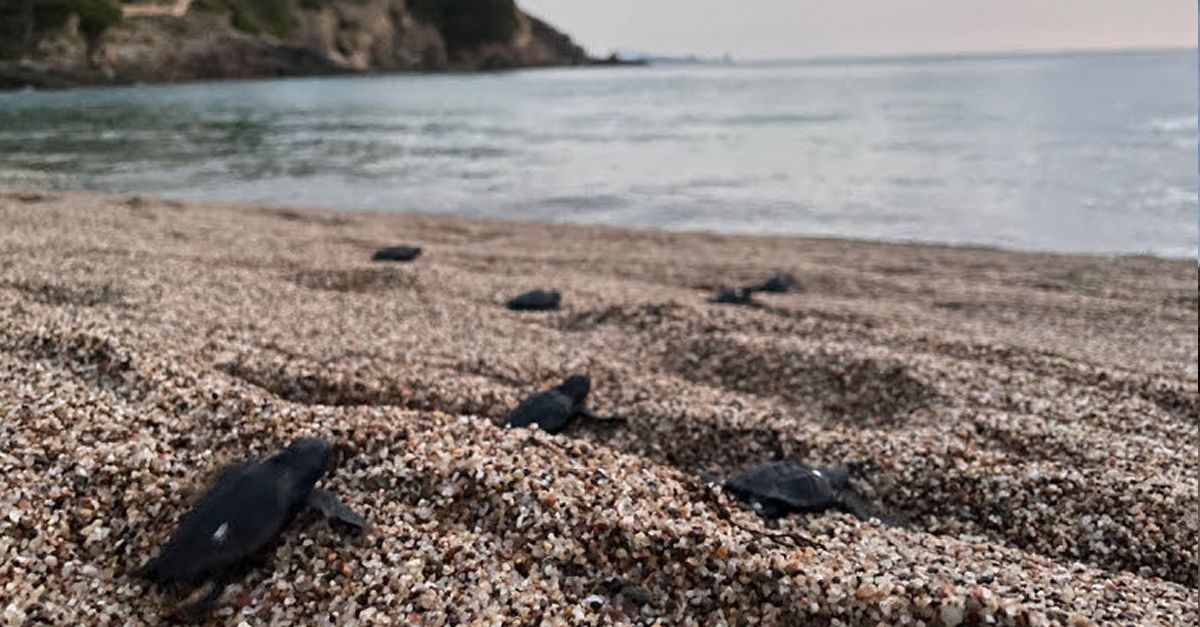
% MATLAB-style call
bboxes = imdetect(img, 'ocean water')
[0,49,1195,257]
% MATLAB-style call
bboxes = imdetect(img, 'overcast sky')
[520,0,1197,59]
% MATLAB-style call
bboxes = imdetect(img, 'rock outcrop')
[0,0,595,88]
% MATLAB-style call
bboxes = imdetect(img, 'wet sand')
[0,190,1196,625]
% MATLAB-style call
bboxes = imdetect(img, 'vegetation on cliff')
[409,0,518,54]
[1,0,524,56]
[187,0,521,51]
[0,0,122,58]
[192,0,297,38]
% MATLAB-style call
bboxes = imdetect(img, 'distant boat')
[612,51,735,65]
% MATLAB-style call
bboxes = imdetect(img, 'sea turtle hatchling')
[752,272,799,293]
[720,460,880,521]
[710,286,759,306]
[371,245,422,262]
[506,289,562,311]
[139,437,367,619]
[505,373,625,434]
[710,273,798,305]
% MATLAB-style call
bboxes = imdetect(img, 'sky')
[520,0,1197,59]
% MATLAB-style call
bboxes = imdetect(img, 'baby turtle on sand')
[753,273,799,293]
[507,289,562,311]
[721,461,878,520]
[711,273,798,305]
[140,437,366,619]
[711,286,759,306]
[505,373,624,434]
[371,245,422,262]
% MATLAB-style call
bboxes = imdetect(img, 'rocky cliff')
[0,0,596,88]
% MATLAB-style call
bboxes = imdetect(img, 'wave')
[1149,115,1198,132]
[667,112,847,127]
[538,194,626,210]
[723,112,848,126]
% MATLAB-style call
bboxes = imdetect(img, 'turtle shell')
[723,461,841,517]
[506,289,561,311]
[505,388,578,434]
[755,273,799,293]
[712,287,756,305]
[143,439,331,585]
[371,245,422,262]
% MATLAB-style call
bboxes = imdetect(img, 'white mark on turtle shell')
[212,522,229,543]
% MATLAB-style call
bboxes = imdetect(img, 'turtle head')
[557,373,591,404]
[282,437,334,484]
[820,465,852,489]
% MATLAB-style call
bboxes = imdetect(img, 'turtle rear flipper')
[579,407,627,424]
[137,556,162,583]
[307,489,368,531]
[173,577,227,622]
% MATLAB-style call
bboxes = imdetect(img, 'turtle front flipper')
[753,500,788,519]
[306,489,368,531]
[578,406,627,424]
[835,490,898,525]
[136,556,162,583]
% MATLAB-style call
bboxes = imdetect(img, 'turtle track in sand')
[0,325,147,401]
[287,267,420,294]
[2,279,127,308]
[201,262,1200,588]
[656,334,937,429]
[214,347,514,419]
[545,301,1197,587]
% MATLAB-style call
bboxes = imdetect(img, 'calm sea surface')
[0,49,1195,257]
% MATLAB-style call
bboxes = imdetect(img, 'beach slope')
[0,191,1195,624]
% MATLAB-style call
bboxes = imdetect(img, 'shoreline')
[0,189,1196,624]
[0,55,645,92]
[172,196,1200,263]
[1,187,1190,262]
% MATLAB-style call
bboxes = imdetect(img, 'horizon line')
[613,45,1196,65]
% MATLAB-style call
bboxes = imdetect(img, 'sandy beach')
[0,189,1195,625]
